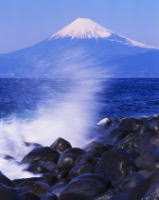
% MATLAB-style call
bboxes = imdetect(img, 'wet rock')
[27,161,57,174]
[18,181,50,196]
[42,173,58,186]
[22,147,59,164]
[94,190,115,200]
[135,146,159,170]
[118,172,144,192]
[50,138,72,154]
[68,161,93,178]
[110,192,128,200]
[142,184,159,200]
[18,191,41,200]
[0,171,13,186]
[118,133,151,154]
[0,184,19,200]
[95,148,135,182]
[106,128,129,143]
[42,193,58,200]
[51,167,68,180]
[84,141,109,157]
[119,118,144,133]
[60,173,111,200]
[13,177,42,186]
[57,148,85,170]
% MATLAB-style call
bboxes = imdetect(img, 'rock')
[142,184,159,200]
[60,174,110,200]
[42,173,58,186]
[127,171,159,200]
[93,190,115,200]
[27,161,57,174]
[68,162,93,178]
[51,167,68,180]
[84,141,109,157]
[13,177,42,186]
[59,173,111,200]
[18,181,50,196]
[0,171,13,186]
[106,128,129,143]
[118,133,151,154]
[18,191,41,200]
[135,146,159,170]
[118,172,144,192]
[118,118,144,133]
[22,147,59,164]
[57,148,85,170]
[95,148,135,182]
[110,192,128,200]
[26,163,49,174]
[50,138,72,154]
[42,193,58,200]
[0,184,19,200]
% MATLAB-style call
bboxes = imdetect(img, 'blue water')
[0,78,159,119]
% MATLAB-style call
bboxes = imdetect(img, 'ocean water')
[0,78,159,179]
[0,78,159,119]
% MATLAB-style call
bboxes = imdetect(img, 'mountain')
[0,18,158,78]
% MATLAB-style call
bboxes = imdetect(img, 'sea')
[0,78,159,179]
[0,78,159,119]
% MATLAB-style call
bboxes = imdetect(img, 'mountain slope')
[0,18,158,77]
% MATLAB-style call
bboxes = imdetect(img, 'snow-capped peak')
[50,18,113,39]
[50,18,152,49]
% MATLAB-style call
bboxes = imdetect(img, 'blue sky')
[0,0,159,53]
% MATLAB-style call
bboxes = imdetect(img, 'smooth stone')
[57,148,84,170]
[118,133,151,154]
[22,147,59,164]
[60,173,111,200]
[118,118,143,133]
[0,184,19,200]
[18,181,50,196]
[95,148,135,182]
[135,146,159,170]
[13,177,42,185]
[18,191,41,200]
[110,192,128,200]
[68,161,93,178]
[51,167,68,180]
[42,173,58,186]
[42,193,58,200]
[142,183,159,200]
[50,138,72,154]
[118,172,144,192]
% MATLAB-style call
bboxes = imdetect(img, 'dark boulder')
[0,184,19,200]
[22,147,59,164]
[57,148,85,170]
[42,193,58,200]
[59,173,111,200]
[68,162,93,178]
[135,146,159,170]
[18,181,50,196]
[118,172,144,192]
[110,192,128,200]
[142,184,159,200]
[42,173,58,186]
[50,138,72,154]
[18,191,41,200]
[95,148,135,182]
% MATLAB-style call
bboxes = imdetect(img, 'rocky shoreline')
[1,116,159,199]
